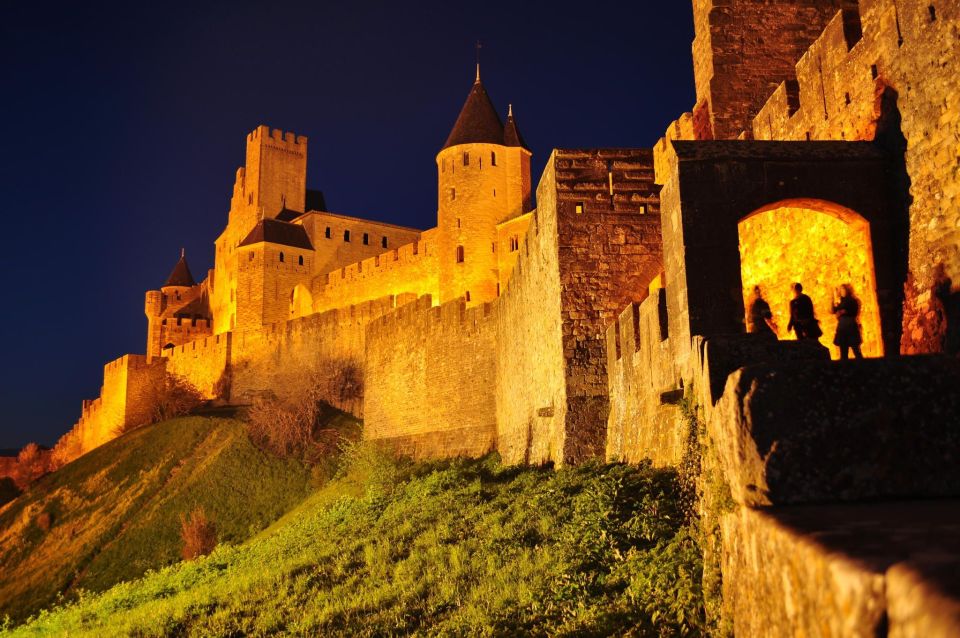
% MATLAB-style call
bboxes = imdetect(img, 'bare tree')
[149,375,204,426]
[179,507,217,560]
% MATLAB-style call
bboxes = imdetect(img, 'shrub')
[16,443,50,487]
[0,477,20,507]
[179,507,218,561]
[35,511,52,532]
[150,375,204,426]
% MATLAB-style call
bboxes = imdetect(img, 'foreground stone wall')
[750,0,960,354]
[365,295,497,458]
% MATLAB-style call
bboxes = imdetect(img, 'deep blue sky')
[0,1,695,448]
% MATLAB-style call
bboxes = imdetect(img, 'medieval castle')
[49,1,960,632]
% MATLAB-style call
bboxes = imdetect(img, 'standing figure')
[788,283,821,340]
[748,286,776,335]
[833,284,863,360]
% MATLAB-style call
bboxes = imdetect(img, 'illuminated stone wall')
[738,205,884,358]
[236,242,314,330]
[750,0,960,353]
[231,297,396,415]
[163,333,232,399]
[70,355,166,455]
[496,149,663,465]
[312,231,439,314]
[364,296,497,458]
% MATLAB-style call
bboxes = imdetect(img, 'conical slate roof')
[502,104,529,150]
[442,77,505,150]
[164,251,195,288]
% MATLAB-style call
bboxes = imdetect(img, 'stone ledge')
[710,355,960,506]
[722,500,960,638]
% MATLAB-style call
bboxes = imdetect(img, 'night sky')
[0,1,695,448]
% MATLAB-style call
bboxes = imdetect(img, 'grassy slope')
[6,451,704,637]
[0,415,323,623]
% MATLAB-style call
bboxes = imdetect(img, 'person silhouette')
[748,286,776,335]
[833,284,863,360]
[934,266,960,357]
[788,283,821,340]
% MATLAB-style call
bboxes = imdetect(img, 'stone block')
[711,355,960,506]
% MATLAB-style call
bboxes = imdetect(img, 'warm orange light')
[738,202,883,359]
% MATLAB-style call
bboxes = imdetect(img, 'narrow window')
[442,158,446,172]
[575,202,584,214]
[344,230,351,242]
[785,79,801,116]
[298,255,304,265]
[929,5,936,21]
[870,64,879,80]
[841,5,863,50]
[491,151,497,166]
[177,317,182,326]
[479,156,483,169]
[279,251,285,262]
[496,283,500,296]
[248,252,254,261]
[465,291,471,302]
[639,205,647,215]
[325,226,331,239]
[450,187,456,201]
[463,152,469,166]
[492,242,496,253]
[456,245,464,263]
[363,232,369,245]
[248,193,253,204]
[382,236,388,248]
[457,218,461,228]
[845,92,852,105]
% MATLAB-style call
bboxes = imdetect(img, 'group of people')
[749,282,864,360]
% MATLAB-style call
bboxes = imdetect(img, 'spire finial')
[508,103,513,117]
[475,40,482,82]
[180,247,185,258]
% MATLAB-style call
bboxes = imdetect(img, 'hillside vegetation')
[5,447,704,636]
[0,412,351,623]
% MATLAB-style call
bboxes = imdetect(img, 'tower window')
[465,291,471,302]
[457,218,461,228]
[450,188,456,200]
[298,255,304,265]
[325,226,331,239]
[510,236,519,252]
[575,202,584,214]
[492,242,496,253]
[463,152,469,166]
[363,232,369,245]
[456,246,465,263]
[279,252,285,262]
[344,230,351,242]
[382,236,388,248]
[491,151,497,166]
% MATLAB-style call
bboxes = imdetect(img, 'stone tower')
[436,69,531,305]
[145,250,204,361]
[211,126,308,333]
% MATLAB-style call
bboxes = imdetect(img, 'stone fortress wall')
[48,1,960,633]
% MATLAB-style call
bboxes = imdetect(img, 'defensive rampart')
[313,231,439,313]
[163,332,232,399]
[364,295,497,458]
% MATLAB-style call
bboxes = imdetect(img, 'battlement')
[247,124,307,149]
[368,294,493,337]
[322,234,436,289]
[162,331,229,359]
[553,148,660,215]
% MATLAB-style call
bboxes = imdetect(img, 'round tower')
[436,68,531,305]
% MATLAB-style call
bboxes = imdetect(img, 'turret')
[436,68,531,305]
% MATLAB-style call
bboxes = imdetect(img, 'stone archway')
[738,199,883,358]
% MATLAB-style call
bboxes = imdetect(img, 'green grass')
[0,413,335,624]
[4,446,704,637]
